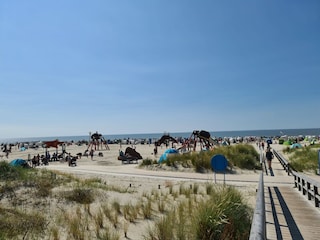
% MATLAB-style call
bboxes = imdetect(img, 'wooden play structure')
[87,131,110,151]
[155,134,178,147]
[153,134,178,155]
[184,130,216,151]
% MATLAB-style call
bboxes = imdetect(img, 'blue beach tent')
[290,143,302,149]
[158,149,178,163]
[9,159,28,167]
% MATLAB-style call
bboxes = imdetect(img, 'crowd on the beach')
[2,133,319,170]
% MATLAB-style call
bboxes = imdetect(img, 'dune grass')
[0,207,47,239]
[283,144,320,172]
[154,143,261,172]
[0,161,253,239]
[145,185,252,240]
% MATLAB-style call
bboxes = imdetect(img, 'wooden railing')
[273,150,320,208]
[292,170,320,208]
[272,149,292,175]
[250,149,320,239]
[249,172,266,240]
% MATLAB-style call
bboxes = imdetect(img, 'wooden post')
[314,186,319,207]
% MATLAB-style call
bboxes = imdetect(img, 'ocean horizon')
[1,128,320,144]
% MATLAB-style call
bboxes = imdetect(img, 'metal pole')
[318,149,320,175]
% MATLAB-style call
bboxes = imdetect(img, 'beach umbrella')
[290,143,302,149]
[9,159,28,167]
[158,149,178,163]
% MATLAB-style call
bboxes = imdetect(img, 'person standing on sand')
[265,147,274,170]
[90,149,94,160]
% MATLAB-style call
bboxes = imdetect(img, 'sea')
[1,128,320,144]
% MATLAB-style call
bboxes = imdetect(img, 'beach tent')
[290,143,302,149]
[44,139,64,148]
[44,139,65,160]
[159,149,178,163]
[9,159,29,168]
[283,140,292,146]
[221,141,229,146]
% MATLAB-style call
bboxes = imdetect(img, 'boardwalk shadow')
[269,168,274,176]
[268,187,303,240]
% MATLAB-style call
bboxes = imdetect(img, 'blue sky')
[1,1,319,138]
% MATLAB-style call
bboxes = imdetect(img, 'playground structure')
[186,130,216,151]
[154,134,178,155]
[155,134,178,147]
[154,131,216,153]
[87,131,110,151]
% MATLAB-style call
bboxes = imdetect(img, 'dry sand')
[4,142,262,189]
[2,142,261,239]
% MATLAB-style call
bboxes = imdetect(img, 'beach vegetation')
[0,207,47,239]
[283,144,320,172]
[112,199,122,215]
[63,188,95,204]
[160,144,260,172]
[0,160,253,240]
[141,198,153,219]
[193,186,252,239]
[140,158,157,166]
[145,185,252,240]
[213,144,260,170]
[0,160,29,181]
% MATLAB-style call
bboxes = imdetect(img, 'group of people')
[257,140,274,170]
[260,140,274,170]
[30,154,49,167]
[29,150,79,167]
[1,144,11,158]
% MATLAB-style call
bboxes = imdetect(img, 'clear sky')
[1,1,319,138]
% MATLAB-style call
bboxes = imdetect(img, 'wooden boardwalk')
[263,155,320,240]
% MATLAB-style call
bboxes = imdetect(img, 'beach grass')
[284,144,320,172]
[144,185,252,240]
[0,161,253,239]
[159,144,261,172]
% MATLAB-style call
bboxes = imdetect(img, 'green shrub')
[160,144,260,172]
[215,144,260,169]
[288,146,318,172]
[64,188,95,204]
[35,178,55,197]
[140,158,157,166]
[193,186,251,239]
[0,207,46,239]
[0,161,30,181]
[145,186,252,240]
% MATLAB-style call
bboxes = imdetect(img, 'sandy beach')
[4,140,263,185]
[2,141,262,239]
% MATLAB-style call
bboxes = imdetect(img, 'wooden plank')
[265,185,320,240]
